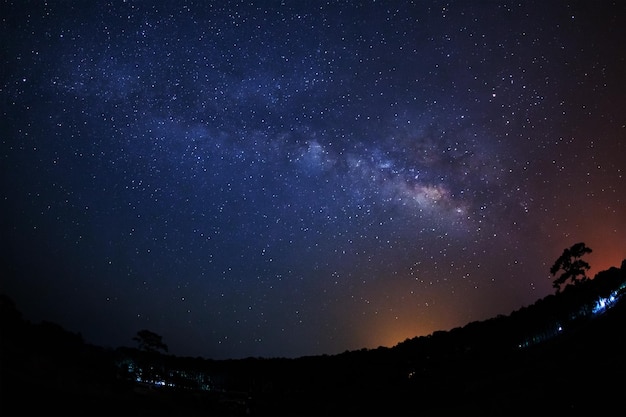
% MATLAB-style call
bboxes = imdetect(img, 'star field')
[1,1,625,359]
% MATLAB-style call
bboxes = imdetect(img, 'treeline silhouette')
[1,260,625,416]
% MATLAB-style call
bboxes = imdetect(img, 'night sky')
[1,1,625,360]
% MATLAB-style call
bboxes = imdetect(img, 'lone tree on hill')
[550,242,593,293]
[133,329,168,353]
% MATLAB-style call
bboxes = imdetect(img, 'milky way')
[2,1,625,359]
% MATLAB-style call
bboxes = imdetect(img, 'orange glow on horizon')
[381,324,425,348]
[579,227,625,278]
[588,244,625,278]
[360,306,463,350]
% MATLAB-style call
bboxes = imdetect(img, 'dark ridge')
[2,260,625,416]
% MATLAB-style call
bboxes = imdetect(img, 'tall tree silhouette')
[133,329,168,353]
[550,242,593,292]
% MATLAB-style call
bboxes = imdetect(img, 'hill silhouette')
[1,260,625,416]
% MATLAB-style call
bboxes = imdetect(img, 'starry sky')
[1,1,625,360]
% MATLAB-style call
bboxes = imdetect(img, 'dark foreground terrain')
[2,262,625,416]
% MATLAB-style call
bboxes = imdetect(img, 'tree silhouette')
[133,329,168,353]
[550,242,593,292]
